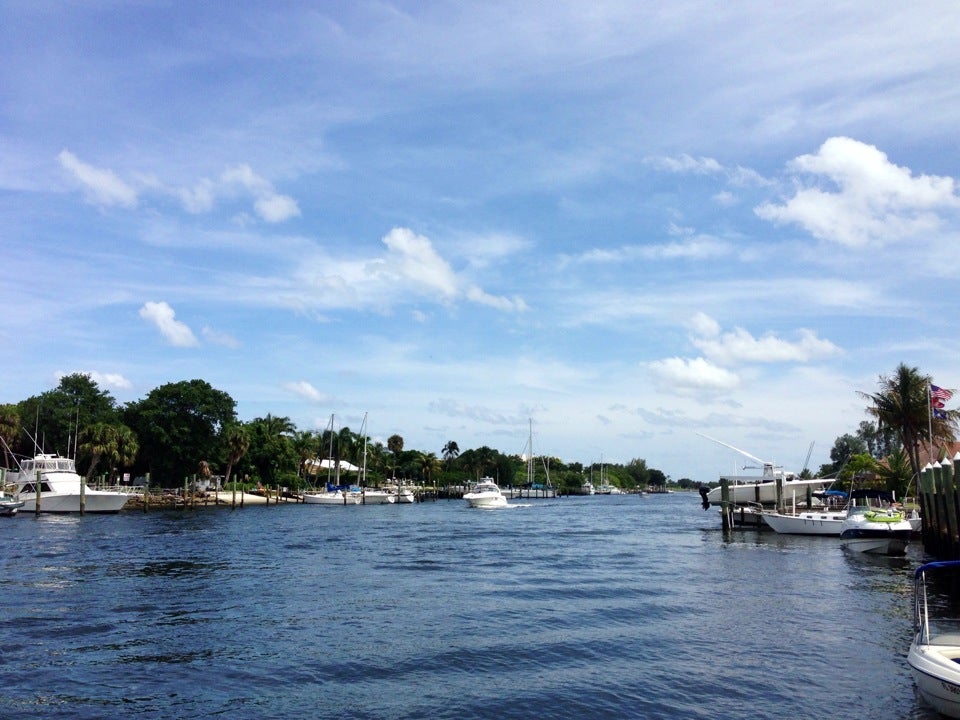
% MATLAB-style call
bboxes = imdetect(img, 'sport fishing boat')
[10,453,129,513]
[908,561,960,718]
[463,477,508,509]
[839,489,912,555]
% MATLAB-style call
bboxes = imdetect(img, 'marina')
[0,492,943,719]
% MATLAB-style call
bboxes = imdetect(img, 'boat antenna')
[23,427,42,455]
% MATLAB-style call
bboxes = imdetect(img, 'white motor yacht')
[463,477,508,509]
[10,454,128,513]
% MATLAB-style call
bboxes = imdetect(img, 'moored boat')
[839,489,912,555]
[302,485,362,505]
[761,508,847,535]
[908,560,960,718]
[8,454,128,513]
[0,491,24,516]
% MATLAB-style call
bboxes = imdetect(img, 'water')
[0,494,941,719]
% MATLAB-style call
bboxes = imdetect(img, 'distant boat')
[8,454,128,513]
[463,477,508,509]
[908,560,960,718]
[302,413,362,506]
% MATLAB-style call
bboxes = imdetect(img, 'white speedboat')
[303,485,362,505]
[9,454,128,513]
[463,477,508,509]
[908,561,960,718]
[839,489,912,555]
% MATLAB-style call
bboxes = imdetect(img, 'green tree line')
[0,374,668,491]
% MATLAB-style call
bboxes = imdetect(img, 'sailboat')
[302,415,361,506]
[512,419,555,499]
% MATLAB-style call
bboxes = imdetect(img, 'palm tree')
[858,363,958,482]
[81,422,119,480]
[0,403,20,469]
[417,452,442,485]
[442,440,460,466]
[223,423,251,487]
[291,430,316,478]
[80,422,139,483]
[387,434,404,478]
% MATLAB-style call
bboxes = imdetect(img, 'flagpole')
[928,382,935,464]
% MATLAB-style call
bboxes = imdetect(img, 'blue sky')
[3,1,960,483]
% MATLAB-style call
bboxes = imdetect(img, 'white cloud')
[688,313,841,364]
[284,380,328,403]
[465,285,528,312]
[221,164,300,223]
[755,136,960,247]
[138,301,199,347]
[646,357,741,391]
[381,227,459,298]
[58,150,138,208]
[57,370,133,391]
[646,154,724,174]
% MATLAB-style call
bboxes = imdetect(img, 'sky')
[3,1,960,484]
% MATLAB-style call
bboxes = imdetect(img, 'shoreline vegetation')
[1,375,677,497]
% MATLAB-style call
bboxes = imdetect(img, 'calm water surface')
[0,493,942,719]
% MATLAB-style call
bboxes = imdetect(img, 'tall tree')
[442,440,460,464]
[387,434,404,478]
[0,404,19,468]
[124,379,236,486]
[16,373,118,463]
[223,423,251,487]
[858,363,958,482]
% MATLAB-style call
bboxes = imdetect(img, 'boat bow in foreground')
[909,561,960,718]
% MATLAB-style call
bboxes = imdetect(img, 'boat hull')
[840,528,911,555]
[909,640,960,718]
[18,491,128,513]
[761,511,845,536]
[704,477,830,506]
[302,491,361,505]
[465,496,508,509]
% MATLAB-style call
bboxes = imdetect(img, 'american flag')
[931,384,954,402]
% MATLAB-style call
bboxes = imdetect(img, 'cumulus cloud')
[647,357,741,392]
[57,370,133,391]
[381,227,459,298]
[221,164,301,223]
[57,152,299,222]
[284,380,327,403]
[688,312,841,364]
[295,227,525,314]
[138,301,199,347]
[755,136,960,247]
[58,150,138,208]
